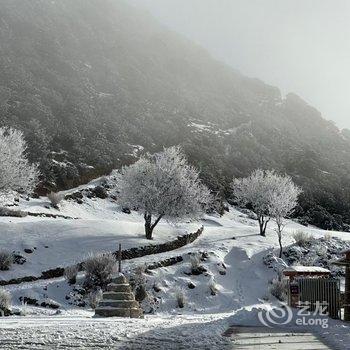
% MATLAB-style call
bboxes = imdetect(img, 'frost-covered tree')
[268,176,302,258]
[0,127,39,205]
[231,169,277,236]
[117,146,212,239]
[231,170,302,241]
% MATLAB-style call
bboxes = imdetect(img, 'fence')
[296,278,341,319]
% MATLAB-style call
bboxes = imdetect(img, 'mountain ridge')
[1,0,350,230]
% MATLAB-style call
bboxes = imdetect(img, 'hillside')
[1,181,350,348]
[1,0,350,229]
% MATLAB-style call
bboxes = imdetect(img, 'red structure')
[283,266,331,308]
[332,249,350,322]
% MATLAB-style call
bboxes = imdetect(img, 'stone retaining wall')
[0,226,203,286]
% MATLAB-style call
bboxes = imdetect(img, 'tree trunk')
[276,220,284,258]
[144,213,153,240]
[144,213,163,240]
[278,233,283,258]
[258,216,269,237]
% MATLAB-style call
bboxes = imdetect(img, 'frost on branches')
[0,127,39,206]
[232,169,278,237]
[268,175,302,257]
[232,169,302,256]
[116,146,212,239]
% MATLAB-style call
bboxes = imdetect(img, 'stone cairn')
[95,274,143,318]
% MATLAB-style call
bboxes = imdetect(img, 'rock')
[0,308,12,317]
[188,282,196,289]
[191,266,207,276]
[12,252,26,265]
[92,186,108,199]
[73,286,86,295]
[202,251,210,260]
[40,299,60,309]
[41,267,65,279]
[65,191,83,202]
[24,248,34,254]
[122,207,131,214]
[153,284,162,293]
[19,296,39,306]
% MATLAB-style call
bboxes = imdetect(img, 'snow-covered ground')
[0,314,232,349]
[0,195,190,280]
[0,183,350,349]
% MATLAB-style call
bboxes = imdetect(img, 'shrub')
[303,255,317,266]
[0,250,13,271]
[47,191,64,208]
[209,280,219,296]
[293,230,313,247]
[175,287,186,309]
[64,265,79,285]
[133,265,146,286]
[315,245,327,258]
[0,289,11,313]
[269,278,288,302]
[88,289,103,309]
[189,253,201,271]
[324,233,332,241]
[83,252,116,289]
[0,208,27,218]
[130,265,147,302]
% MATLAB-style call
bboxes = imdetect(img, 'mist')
[130,0,350,129]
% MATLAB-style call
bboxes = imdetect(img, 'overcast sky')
[130,0,350,129]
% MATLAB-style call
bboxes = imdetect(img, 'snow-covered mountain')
[1,0,350,229]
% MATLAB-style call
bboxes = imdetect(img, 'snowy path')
[0,315,232,350]
[226,327,333,349]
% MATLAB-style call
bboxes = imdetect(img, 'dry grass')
[83,252,116,288]
[174,287,186,309]
[47,191,64,207]
[269,278,288,302]
[293,230,313,247]
[64,265,79,285]
[0,250,12,271]
[0,289,11,311]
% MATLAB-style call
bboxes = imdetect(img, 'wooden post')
[118,243,122,274]
[345,265,350,321]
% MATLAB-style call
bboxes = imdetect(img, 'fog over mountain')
[131,0,350,129]
[1,0,350,230]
